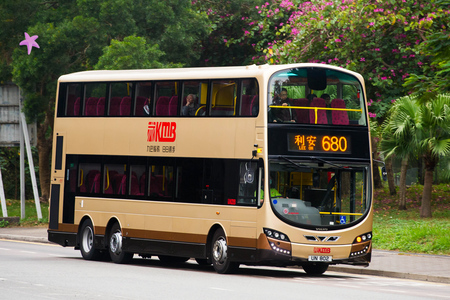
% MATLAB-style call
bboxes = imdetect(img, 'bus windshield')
[268,67,367,125]
[268,159,371,229]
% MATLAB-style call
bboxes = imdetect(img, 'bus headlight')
[353,232,372,244]
[263,228,290,242]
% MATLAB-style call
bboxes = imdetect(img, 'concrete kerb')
[328,266,450,284]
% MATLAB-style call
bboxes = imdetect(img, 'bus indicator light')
[227,199,236,205]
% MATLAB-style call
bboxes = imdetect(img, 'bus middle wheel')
[108,222,133,264]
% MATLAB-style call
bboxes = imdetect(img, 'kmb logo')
[147,122,176,142]
[313,247,331,253]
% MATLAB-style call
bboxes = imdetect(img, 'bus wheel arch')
[107,220,133,264]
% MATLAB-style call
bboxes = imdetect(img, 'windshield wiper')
[309,156,352,170]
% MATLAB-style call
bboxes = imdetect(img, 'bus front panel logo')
[147,122,176,142]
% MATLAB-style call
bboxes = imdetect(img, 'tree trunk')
[371,136,382,189]
[398,157,408,210]
[418,157,424,185]
[386,156,396,195]
[36,100,55,203]
[420,152,437,218]
[420,169,433,218]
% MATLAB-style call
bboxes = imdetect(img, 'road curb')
[0,234,50,244]
[328,266,450,284]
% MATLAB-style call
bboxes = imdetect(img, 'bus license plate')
[308,255,332,262]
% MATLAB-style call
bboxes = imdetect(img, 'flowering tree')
[229,0,450,119]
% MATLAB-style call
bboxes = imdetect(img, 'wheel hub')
[82,226,93,252]
[212,237,227,264]
[110,231,123,255]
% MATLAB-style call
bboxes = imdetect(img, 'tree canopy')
[228,0,450,119]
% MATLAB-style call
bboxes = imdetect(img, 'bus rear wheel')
[80,219,103,260]
[108,223,133,264]
[302,263,329,275]
[211,229,239,274]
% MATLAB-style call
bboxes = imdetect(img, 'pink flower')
[369,112,377,118]
[381,77,387,80]
[360,57,365,62]
[223,39,227,43]
[335,39,341,42]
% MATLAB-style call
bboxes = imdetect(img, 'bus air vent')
[304,235,317,241]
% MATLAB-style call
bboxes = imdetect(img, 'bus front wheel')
[211,229,239,274]
[108,223,133,264]
[302,263,329,275]
[80,219,102,260]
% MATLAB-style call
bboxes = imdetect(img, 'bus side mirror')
[381,166,387,181]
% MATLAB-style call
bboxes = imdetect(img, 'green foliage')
[373,184,450,254]
[0,147,40,200]
[227,0,450,121]
[0,199,49,226]
[0,220,10,228]
[193,0,261,66]
[95,36,171,70]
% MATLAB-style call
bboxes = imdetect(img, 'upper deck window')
[268,67,366,126]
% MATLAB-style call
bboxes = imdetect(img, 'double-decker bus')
[48,63,373,274]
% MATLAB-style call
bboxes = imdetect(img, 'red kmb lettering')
[147,122,176,142]
[313,247,331,253]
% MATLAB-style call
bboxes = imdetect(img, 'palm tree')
[416,94,450,217]
[381,94,450,217]
[380,96,418,210]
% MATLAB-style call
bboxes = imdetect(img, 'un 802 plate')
[308,255,332,262]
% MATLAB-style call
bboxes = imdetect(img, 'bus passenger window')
[211,80,237,116]
[79,163,101,194]
[63,84,81,117]
[84,83,106,116]
[103,164,126,195]
[109,82,132,116]
[148,165,173,199]
[240,79,259,116]
[155,82,177,116]
[129,165,145,196]
[135,82,152,116]
[181,80,207,117]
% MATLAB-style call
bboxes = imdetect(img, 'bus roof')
[57,63,363,83]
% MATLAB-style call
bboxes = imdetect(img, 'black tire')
[108,222,133,264]
[302,263,329,275]
[79,219,103,261]
[195,258,211,266]
[158,255,190,264]
[211,229,239,274]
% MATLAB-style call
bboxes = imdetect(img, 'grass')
[1,184,449,255]
[373,183,450,255]
[0,199,49,227]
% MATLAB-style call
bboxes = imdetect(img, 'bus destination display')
[288,133,351,154]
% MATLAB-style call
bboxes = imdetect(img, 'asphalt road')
[1,240,449,300]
